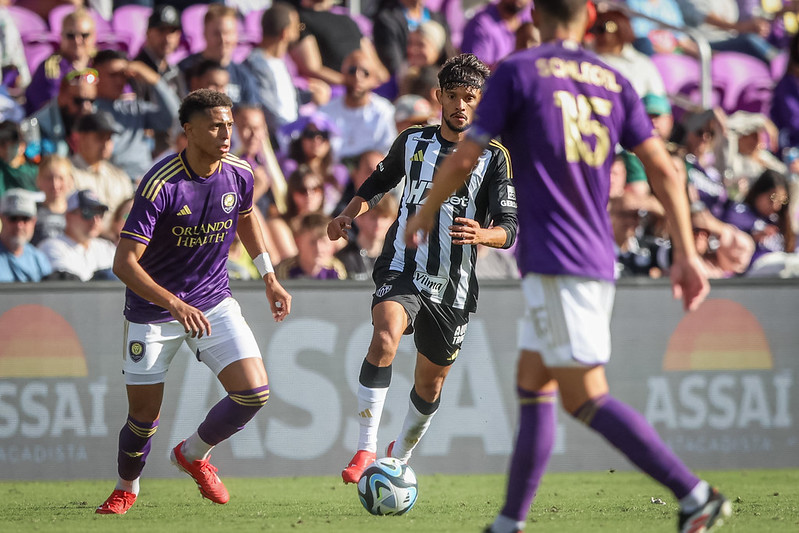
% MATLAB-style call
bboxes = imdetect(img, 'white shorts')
[517,274,614,367]
[122,297,262,385]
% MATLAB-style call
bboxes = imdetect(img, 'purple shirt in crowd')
[25,54,75,115]
[723,202,784,265]
[771,74,799,149]
[120,151,255,323]
[461,2,532,68]
[468,41,654,281]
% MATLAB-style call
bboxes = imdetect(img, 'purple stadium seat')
[771,51,788,80]
[7,6,58,73]
[711,52,774,114]
[22,41,56,74]
[112,5,152,58]
[651,53,701,97]
[242,8,265,44]
[180,4,208,53]
[8,5,50,36]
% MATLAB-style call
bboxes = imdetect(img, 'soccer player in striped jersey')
[404,2,732,533]
[96,89,291,515]
[328,53,518,484]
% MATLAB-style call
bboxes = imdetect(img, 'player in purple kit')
[404,2,732,533]
[96,89,292,515]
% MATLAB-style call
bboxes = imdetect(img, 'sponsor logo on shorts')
[453,324,467,345]
[413,271,448,296]
[375,284,392,298]
[129,341,145,363]
[447,349,460,362]
[221,192,237,213]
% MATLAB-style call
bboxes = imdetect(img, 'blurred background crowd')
[1,0,799,284]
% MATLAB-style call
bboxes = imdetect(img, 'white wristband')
[253,252,274,277]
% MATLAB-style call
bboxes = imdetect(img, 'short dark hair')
[179,89,233,125]
[93,49,128,68]
[262,2,296,38]
[188,59,226,84]
[0,120,20,145]
[535,0,587,23]
[437,53,490,91]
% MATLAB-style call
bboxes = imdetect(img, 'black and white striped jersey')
[356,125,517,312]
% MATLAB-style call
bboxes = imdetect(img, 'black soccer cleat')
[677,488,732,533]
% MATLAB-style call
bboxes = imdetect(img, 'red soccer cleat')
[386,440,395,458]
[341,449,376,484]
[95,489,137,514]
[170,440,230,504]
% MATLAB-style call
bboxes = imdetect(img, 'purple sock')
[575,394,699,499]
[500,388,557,522]
[198,385,270,446]
[117,416,158,481]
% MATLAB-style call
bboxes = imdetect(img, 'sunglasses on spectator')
[65,68,99,85]
[73,96,95,107]
[297,185,323,195]
[346,66,370,77]
[590,21,618,35]
[80,208,104,220]
[770,192,789,206]
[65,31,92,41]
[302,129,329,141]
[7,215,32,223]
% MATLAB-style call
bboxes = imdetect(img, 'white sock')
[115,477,140,495]
[680,480,710,513]
[392,396,437,462]
[491,514,525,533]
[182,431,214,462]
[356,383,389,452]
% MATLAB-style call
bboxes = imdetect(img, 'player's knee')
[229,385,270,411]
[368,329,400,361]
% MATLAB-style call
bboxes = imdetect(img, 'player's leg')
[172,298,269,504]
[343,298,410,483]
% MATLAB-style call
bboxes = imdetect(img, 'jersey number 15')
[554,90,612,168]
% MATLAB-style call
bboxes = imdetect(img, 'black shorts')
[372,270,469,366]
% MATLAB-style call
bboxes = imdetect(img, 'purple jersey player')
[405,2,731,533]
[96,89,291,515]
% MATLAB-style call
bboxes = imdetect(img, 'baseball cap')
[726,111,767,136]
[75,111,123,134]
[642,93,671,116]
[67,189,109,215]
[394,94,433,124]
[0,188,37,218]
[148,5,181,30]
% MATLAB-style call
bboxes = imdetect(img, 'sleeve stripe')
[223,157,254,176]
[147,166,185,201]
[120,230,151,242]
[238,206,254,215]
[489,140,513,180]
[141,156,181,199]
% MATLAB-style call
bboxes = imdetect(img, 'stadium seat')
[180,4,209,53]
[771,51,788,80]
[112,5,152,58]
[651,53,701,98]
[711,52,774,114]
[242,8,265,44]
[21,41,56,75]
[7,6,58,73]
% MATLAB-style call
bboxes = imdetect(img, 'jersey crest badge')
[129,341,146,363]
[221,192,237,213]
[375,284,392,298]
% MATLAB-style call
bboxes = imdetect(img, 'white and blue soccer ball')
[357,457,418,516]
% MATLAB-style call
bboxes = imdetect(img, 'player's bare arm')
[328,195,370,242]
[404,139,485,247]
[113,238,212,337]
[449,218,508,247]
[236,210,291,322]
[633,137,710,312]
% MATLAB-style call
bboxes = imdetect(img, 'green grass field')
[2,469,797,533]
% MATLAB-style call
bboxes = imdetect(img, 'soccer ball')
[357,457,418,516]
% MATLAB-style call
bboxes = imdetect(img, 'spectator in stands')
[25,8,97,114]
[724,169,799,276]
[276,211,347,280]
[0,188,52,282]
[246,2,330,133]
[70,111,134,233]
[461,0,533,69]
[0,121,37,196]
[284,164,326,230]
[399,64,441,122]
[335,149,386,215]
[590,9,666,98]
[178,4,259,106]
[723,111,786,198]
[625,0,696,55]
[0,4,31,95]
[94,49,180,181]
[514,21,541,52]
[336,193,397,280]
[394,94,434,132]
[372,0,449,77]
[675,0,779,64]
[108,196,133,245]
[771,32,799,151]
[406,20,455,70]
[291,0,388,87]
[187,59,230,93]
[280,113,348,214]
[38,189,116,281]
[321,50,397,162]
[33,155,73,245]
[32,68,98,157]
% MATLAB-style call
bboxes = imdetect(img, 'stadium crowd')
[1,0,799,284]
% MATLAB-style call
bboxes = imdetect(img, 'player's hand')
[169,300,211,338]
[404,211,435,248]
[449,217,486,245]
[265,274,291,322]
[669,254,710,312]
[327,215,352,242]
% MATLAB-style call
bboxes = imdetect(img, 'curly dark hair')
[744,169,795,252]
[178,89,233,125]
[437,53,490,91]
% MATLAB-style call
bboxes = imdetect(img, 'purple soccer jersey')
[120,151,255,323]
[468,41,655,281]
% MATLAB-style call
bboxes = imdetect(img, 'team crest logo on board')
[375,284,392,298]
[221,192,237,213]
[129,341,146,363]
